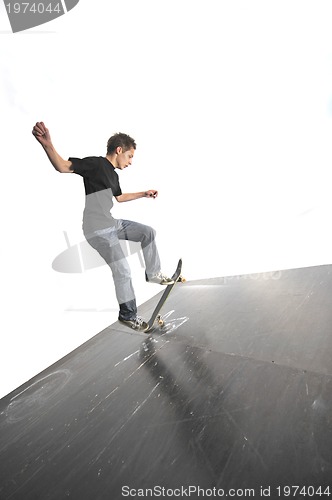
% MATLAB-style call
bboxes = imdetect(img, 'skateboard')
[146,259,185,332]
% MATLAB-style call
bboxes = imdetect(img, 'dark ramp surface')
[1,265,332,499]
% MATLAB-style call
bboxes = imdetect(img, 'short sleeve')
[68,157,97,177]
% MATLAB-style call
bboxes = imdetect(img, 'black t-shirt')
[69,156,122,234]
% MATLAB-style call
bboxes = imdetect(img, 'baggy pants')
[85,219,161,320]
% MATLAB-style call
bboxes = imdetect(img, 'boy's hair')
[107,132,136,154]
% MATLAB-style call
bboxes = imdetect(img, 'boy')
[32,121,173,332]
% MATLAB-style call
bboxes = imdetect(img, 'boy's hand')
[145,190,158,199]
[32,121,51,147]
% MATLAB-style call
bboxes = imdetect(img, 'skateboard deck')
[146,259,184,332]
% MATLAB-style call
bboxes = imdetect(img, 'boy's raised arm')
[32,121,73,173]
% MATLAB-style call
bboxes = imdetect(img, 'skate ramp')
[1,264,332,499]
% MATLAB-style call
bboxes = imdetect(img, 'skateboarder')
[32,121,174,332]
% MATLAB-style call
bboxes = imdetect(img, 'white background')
[1,0,332,398]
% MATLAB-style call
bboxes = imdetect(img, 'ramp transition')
[1,264,332,499]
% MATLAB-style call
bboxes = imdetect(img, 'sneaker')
[119,316,149,332]
[147,272,174,285]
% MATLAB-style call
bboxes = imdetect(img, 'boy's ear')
[116,146,123,155]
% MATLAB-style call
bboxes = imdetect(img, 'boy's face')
[115,147,135,170]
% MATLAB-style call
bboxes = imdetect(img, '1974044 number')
[5,3,62,14]
[276,486,330,497]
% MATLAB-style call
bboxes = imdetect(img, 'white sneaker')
[119,316,149,331]
[148,272,174,285]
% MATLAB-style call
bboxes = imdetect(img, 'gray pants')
[85,219,161,320]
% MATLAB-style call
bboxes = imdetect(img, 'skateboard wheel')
[157,315,164,327]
